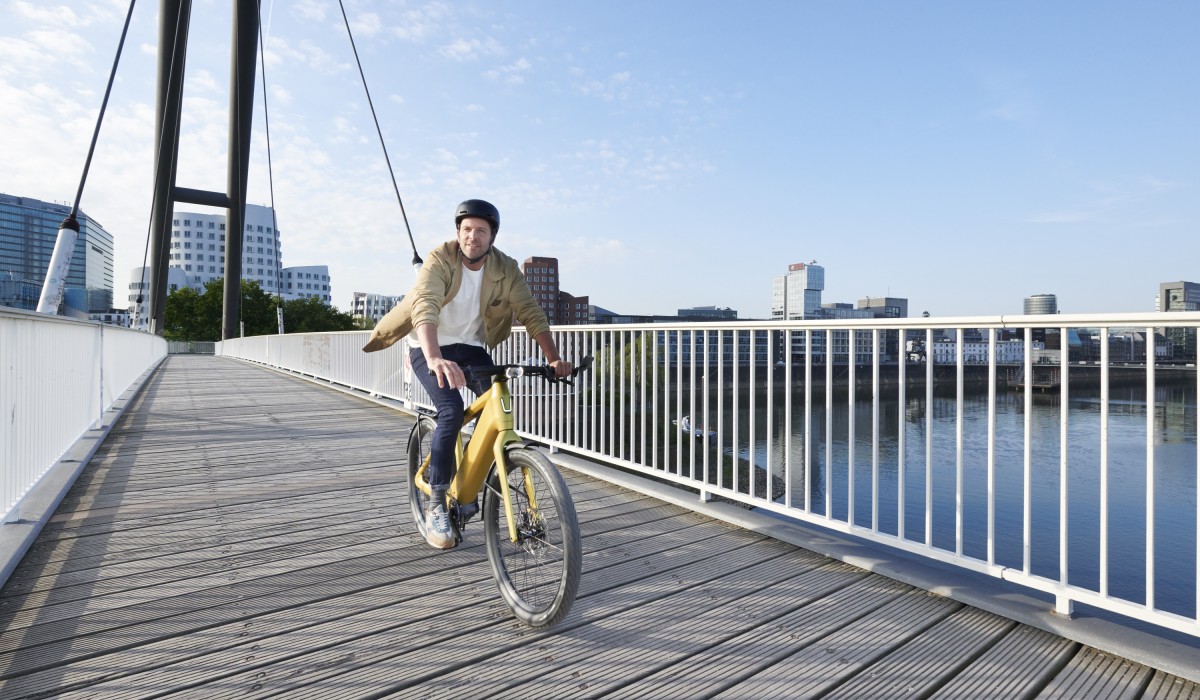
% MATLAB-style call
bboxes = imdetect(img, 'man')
[363,199,571,549]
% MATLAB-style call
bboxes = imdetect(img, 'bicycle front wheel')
[483,447,582,628]
[406,415,437,539]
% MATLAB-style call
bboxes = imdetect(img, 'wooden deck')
[1,355,1196,698]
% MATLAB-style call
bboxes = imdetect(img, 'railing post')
[1055,594,1075,619]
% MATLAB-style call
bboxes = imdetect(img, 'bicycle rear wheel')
[406,415,437,538]
[483,447,582,628]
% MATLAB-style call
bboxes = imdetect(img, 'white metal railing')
[217,311,1200,639]
[1,307,167,522]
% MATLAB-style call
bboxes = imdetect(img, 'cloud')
[269,84,293,105]
[577,71,633,101]
[484,57,532,84]
[350,12,382,37]
[12,1,83,27]
[292,0,326,23]
[438,37,504,62]
[266,38,347,74]
[391,2,453,43]
[190,69,220,94]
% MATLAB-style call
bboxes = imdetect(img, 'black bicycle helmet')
[455,199,500,235]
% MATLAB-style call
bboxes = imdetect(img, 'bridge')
[2,308,1199,697]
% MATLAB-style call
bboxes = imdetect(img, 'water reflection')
[696,382,1197,617]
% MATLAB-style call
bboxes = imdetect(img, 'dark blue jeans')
[410,343,492,490]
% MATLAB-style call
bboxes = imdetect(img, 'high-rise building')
[156,204,332,306]
[352,291,404,324]
[169,204,282,294]
[519,255,590,325]
[1024,293,1058,315]
[0,192,114,313]
[1158,281,1200,312]
[1158,281,1200,362]
[771,261,824,320]
[523,256,561,324]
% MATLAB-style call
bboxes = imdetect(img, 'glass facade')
[771,261,825,320]
[0,192,114,312]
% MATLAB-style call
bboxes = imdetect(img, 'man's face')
[457,217,494,260]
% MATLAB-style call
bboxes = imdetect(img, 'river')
[691,381,1198,619]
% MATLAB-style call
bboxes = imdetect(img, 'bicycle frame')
[411,374,533,543]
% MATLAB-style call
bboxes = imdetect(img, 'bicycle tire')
[406,415,437,539]
[483,447,582,628]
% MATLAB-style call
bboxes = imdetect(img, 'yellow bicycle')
[407,356,591,627]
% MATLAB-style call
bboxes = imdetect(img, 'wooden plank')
[707,591,960,698]
[822,605,1017,698]
[1036,645,1154,699]
[1143,671,1200,699]
[605,575,911,699]
[928,625,1078,698]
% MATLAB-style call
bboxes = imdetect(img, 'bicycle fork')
[492,441,541,545]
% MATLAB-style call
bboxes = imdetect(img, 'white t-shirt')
[426,263,485,347]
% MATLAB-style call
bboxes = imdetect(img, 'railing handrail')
[1,309,167,522]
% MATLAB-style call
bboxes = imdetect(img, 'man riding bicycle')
[363,199,572,549]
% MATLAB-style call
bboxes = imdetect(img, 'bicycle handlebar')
[432,355,594,385]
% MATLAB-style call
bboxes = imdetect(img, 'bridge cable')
[256,1,285,332]
[336,0,423,271]
[71,0,138,221]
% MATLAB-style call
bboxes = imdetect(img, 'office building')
[1158,281,1200,362]
[857,296,908,318]
[522,256,590,325]
[281,265,332,303]
[1,192,114,313]
[771,261,824,320]
[169,204,282,294]
[157,204,332,307]
[523,256,561,323]
[678,306,737,320]
[1024,293,1058,315]
[557,290,590,325]
[1158,281,1200,312]
[353,292,404,325]
[128,266,188,330]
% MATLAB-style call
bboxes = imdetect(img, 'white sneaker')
[424,502,456,549]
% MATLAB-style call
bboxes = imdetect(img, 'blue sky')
[1,0,1196,318]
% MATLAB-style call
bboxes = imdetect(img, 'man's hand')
[549,359,573,379]
[427,356,466,389]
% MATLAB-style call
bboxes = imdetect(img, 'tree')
[163,278,279,341]
[281,295,357,333]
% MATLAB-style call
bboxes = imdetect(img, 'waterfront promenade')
[0,355,1197,698]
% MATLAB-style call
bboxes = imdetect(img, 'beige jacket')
[362,240,549,352]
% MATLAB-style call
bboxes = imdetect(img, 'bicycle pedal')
[456,501,479,522]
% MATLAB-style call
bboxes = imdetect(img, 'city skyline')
[1,2,1196,318]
